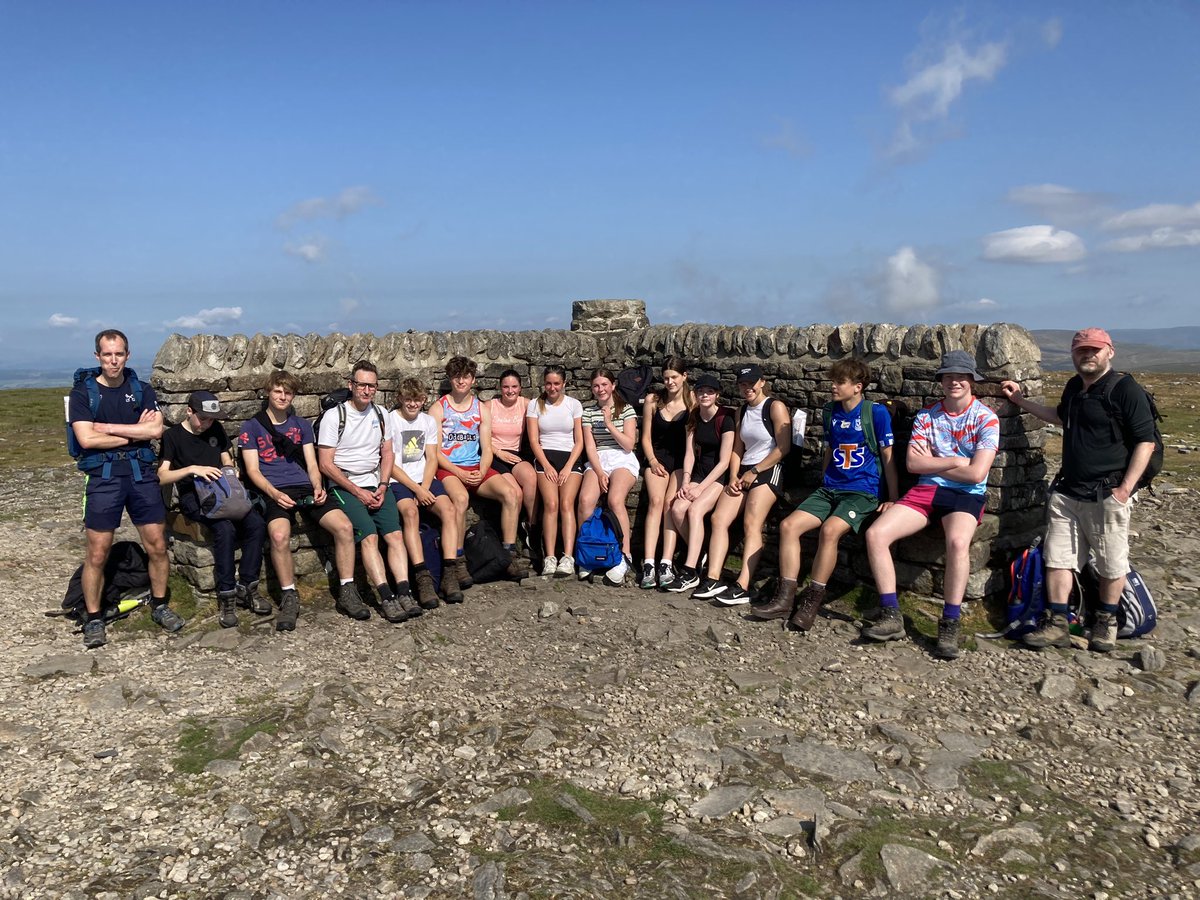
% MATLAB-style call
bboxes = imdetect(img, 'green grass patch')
[174,711,282,774]
[0,386,74,470]
[119,573,198,635]
[834,808,948,879]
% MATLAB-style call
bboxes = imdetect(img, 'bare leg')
[660,470,684,561]
[940,512,979,608]
[705,491,744,580]
[319,510,357,581]
[865,504,928,595]
[605,469,637,557]
[398,498,423,564]
[135,522,170,597]
[576,470,601,526]
[811,516,852,585]
[682,484,724,568]
[383,530,409,584]
[477,475,520,544]
[640,467,670,562]
[82,529,116,615]
[267,518,295,584]
[537,473,561,557]
[358,533,387,587]
[559,474,582,557]
[735,486,776,589]
[778,509,822,582]
[442,477,470,552]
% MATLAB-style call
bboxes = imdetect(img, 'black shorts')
[647,448,682,472]
[737,462,783,499]
[260,484,341,524]
[535,448,585,476]
[492,457,533,476]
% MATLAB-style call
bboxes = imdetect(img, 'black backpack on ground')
[464,518,511,583]
[60,541,152,623]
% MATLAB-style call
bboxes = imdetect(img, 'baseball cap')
[734,364,763,384]
[188,390,227,419]
[1071,328,1113,351]
[693,373,721,392]
[934,350,981,381]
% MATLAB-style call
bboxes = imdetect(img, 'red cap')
[1071,327,1113,351]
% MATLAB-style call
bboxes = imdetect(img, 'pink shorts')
[896,484,986,524]
[437,464,500,494]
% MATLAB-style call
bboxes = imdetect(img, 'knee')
[865,527,890,552]
[819,520,844,542]
[143,533,168,558]
[400,506,418,528]
[270,531,291,552]
[946,533,972,558]
[544,497,559,516]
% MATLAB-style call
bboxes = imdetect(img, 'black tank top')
[652,407,688,463]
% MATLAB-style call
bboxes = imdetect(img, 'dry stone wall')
[152,300,1047,601]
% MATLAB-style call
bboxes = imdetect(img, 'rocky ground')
[2,465,1199,900]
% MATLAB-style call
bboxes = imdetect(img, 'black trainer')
[692,577,728,600]
[716,584,751,606]
[666,569,700,593]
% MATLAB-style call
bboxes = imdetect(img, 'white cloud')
[1102,201,1200,231]
[887,38,1007,158]
[167,307,244,330]
[277,186,380,229]
[982,225,1086,263]
[884,246,940,312]
[284,237,328,263]
[1005,184,1109,225]
[1042,18,1063,49]
[1103,228,1200,253]
[49,313,79,327]
[761,116,811,158]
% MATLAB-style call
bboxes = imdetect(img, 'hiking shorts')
[331,484,402,543]
[83,473,166,531]
[389,480,448,503]
[437,464,500,494]
[260,484,342,525]
[735,462,784,499]
[896,484,986,524]
[796,487,879,533]
[589,448,640,479]
[535,448,585,476]
[1045,491,1131,579]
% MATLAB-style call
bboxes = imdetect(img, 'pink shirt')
[488,396,528,453]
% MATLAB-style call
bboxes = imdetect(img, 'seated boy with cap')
[861,350,999,660]
[158,390,269,629]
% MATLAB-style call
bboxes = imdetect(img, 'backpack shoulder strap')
[336,401,348,444]
[860,399,878,458]
[822,401,833,441]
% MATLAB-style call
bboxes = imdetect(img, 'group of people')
[68,326,1154,661]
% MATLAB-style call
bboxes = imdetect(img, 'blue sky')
[3,1,1198,369]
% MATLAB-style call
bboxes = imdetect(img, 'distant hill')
[1032,327,1200,372]
[0,369,70,390]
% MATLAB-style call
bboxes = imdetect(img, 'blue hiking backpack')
[1080,558,1158,639]
[66,367,157,480]
[1003,538,1047,638]
[575,508,623,573]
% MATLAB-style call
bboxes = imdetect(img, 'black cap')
[693,373,721,392]
[734,364,763,384]
[187,390,227,420]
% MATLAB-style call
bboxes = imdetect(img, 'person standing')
[1002,328,1157,652]
[68,329,184,648]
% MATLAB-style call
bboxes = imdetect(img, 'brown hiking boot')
[861,606,904,642]
[441,561,464,604]
[788,585,826,632]
[414,569,440,610]
[455,557,474,590]
[1022,612,1070,649]
[1089,611,1118,653]
[934,616,961,659]
[750,581,796,621]
[505,556,530,581]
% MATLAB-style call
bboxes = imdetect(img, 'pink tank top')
[488,396,527,452]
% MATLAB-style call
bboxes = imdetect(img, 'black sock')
[681,566,697,578]
[376,584,394,602]
[413,562,427,574]
[395,580,410,597]
[150,596,168,608]
[87,609,104,623]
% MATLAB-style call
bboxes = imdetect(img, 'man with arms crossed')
[69,329,184,648]
[1002,328,1156,652]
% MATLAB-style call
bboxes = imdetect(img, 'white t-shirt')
[318,402,391,488]
[388,410,438,485]
[527,395,583,453]
[739,397,778,468]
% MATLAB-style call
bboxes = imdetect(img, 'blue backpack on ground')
[1002,537,1046,638]
[420,522,442,592]
[575,508,623,573]
[66,366,157,480]
[1081,558,1157,639]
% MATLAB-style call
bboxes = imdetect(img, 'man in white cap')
[1002,328,1157,652]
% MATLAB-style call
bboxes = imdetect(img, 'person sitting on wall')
[238,370,358,632]
[318,360,421,623]
[159,391,268,629]
[692,364,791,605]
[638,357,693,590]
[388,376,463,605]
[527,364,586,578]
[861,350,999,660]
[431,355,530,584]
[751,359,898,631]
[487,369,539,552]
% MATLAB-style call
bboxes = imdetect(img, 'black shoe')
[83,618,107,649]
[236,580,271,616]
[150,603,185,633]
[379,594,407,623]
[934,616,961,659]
[692,577,728,600]
[217,590,239,629]
[666,570,700,593]
[716,584,751,606]
[337,584,371,620]
[398,592,423,620]
[276,589,300,632]
[861,606,904,642]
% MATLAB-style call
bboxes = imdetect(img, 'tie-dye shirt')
[909,398,999,495]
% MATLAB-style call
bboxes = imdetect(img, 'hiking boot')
[556,556,575,578]
[217,590,239,629]
[657,561,676,591]
[861,606,904,642]
[276,589,300,632]
[934,616,961,659]
[455,558,474,590]
[236,580,272,616]
[337,583,371,620]
[1089,611,1118,653]
[716,584,751,606]
[441,562,464,604]
[640,562,657,589]
[541,556,558,577]
[505,556,530,581]
[83,618,107,649]
[379,594,407,623]
[1022,612,1070,649]
[414,570,440,610]
[692,577,727,600]
[398,592,423,620]
[751,583,796,621]
[789,585,826,632]
[150,603,185,633]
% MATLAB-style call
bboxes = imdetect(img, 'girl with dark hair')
[526,365,585,577]
[488,369,538,544]
[577,367,639,583]
[638,357,693,589]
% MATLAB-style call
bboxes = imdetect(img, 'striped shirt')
[910,398,999,495]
